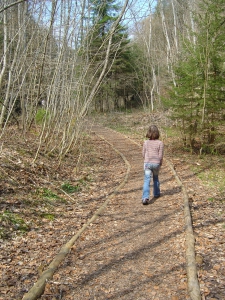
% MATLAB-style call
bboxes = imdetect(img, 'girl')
[142,125,164,205]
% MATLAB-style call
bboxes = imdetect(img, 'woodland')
[0,0,225,157]
[0,0,225,299]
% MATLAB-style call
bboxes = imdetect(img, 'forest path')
[42,125,189,300]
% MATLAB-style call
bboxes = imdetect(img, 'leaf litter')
[0,111,225,300]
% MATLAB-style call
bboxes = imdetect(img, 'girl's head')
[146,125,160,140]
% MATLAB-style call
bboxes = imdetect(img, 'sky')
[121,0,157,38]
[123,0,157,26]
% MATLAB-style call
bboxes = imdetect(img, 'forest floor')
[0,109,225,300]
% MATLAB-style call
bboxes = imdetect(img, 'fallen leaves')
[1,112,225,299]
[0,132,127,299]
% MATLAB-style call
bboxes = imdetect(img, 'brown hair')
[146,125,160,140]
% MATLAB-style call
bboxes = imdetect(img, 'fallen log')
[22,134,131,300]
[167,160,201,300]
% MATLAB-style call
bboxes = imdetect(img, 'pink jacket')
[142,139,164,165]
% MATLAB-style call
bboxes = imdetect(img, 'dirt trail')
[40,125,189,300]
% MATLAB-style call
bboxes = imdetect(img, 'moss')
[0,211,29,238]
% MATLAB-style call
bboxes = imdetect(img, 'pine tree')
[167,0,225,153]
[88,0,135,111]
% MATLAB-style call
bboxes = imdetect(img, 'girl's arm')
[159,142,164,165]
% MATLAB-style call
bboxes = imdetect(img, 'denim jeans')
[142,163,160,199]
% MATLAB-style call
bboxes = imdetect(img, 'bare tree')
[0,0,130,161]
[0,0,8,125]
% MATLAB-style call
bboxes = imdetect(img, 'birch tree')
[0,0,130,162]
[128,0,162,111]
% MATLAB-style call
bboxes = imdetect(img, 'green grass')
[41,213,55,220]
[208,197,215,202]
[34,188,68,205]
[35,108,49,124]
[191,159,225,199]
[61,182,81,193]
[40,188,59,199]
[197,168,223,189]
[0,211,29,238]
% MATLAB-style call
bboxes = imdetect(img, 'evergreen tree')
[88,0,136,111]
[167,0,225,153]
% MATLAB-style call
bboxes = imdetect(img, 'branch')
[0,99,19,127]
[79,0,130,117]
[0,0,26,14]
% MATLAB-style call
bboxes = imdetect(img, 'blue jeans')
[142,163,160,199]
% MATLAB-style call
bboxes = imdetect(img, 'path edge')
[106,127,202,300]
[166,160,201,300]
[22,133,131,300]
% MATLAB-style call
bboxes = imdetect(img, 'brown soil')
[0,113,225,300]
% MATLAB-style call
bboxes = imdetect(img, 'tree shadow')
[63,227,185,297]
[63,206,182,266]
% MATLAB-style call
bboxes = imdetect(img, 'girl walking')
[142,125,164,205]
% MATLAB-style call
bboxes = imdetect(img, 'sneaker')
[142,199,149,205]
